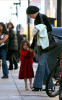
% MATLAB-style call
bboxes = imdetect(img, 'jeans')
[33,52,53,89]
[0,49,9,77]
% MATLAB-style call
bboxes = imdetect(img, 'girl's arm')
[30,50,34,57]
[20,50,29,56]
[26,50,34,57]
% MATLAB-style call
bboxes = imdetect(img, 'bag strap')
[39,13,52,35]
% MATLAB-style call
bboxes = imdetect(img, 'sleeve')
[26,51,34,57]
[20,50,29,56]
[9,29,15,39]
[30,51,34,57]
[43,15,52,32]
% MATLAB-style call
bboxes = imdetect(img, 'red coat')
[19,50,34,79]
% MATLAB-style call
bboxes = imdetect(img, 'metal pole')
[57,0,61,27]
[28,0,30,41]
[19,0,21,6]
[61,0,62,26]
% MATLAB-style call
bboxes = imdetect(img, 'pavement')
[0,61,59,100]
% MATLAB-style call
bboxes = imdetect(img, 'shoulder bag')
[39,14,58,51]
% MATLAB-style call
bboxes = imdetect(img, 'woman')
[16,29,23,62]
[26,6,54,91]
[0,22,9,78]
[7,22,18,70]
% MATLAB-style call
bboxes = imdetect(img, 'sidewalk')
[0,61,59,100]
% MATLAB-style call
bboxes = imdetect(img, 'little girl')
[19,40,34,90]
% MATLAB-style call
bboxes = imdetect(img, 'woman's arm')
[43,15,52,32]
[0,35,9,44]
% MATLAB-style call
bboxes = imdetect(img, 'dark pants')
[15,49,21,62]
[9,50,18,69]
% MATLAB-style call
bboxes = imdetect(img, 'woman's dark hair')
[21,40,30,50]
[0,22,7,33]
[7,22,14,28]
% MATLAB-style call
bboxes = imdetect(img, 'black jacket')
[31,13,52,50]
[17,33,23,50]
[8,28,18,51]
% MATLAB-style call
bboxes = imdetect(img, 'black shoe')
[1,76,8,79]
[14,67,18,70]
[32,88,42,91]
[42,89,46,91]
[8,68,13,70]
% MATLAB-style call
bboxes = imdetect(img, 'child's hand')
[29,48,33,52]
[27,47,29,51]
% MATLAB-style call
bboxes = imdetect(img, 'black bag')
[39,14,58,52]
[43,32,58,52]
[35,30,58,52]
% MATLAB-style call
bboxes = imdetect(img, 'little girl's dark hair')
[21,40,30,50]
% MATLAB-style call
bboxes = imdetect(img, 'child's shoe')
[25,86,29,91]
[30,85,33,89]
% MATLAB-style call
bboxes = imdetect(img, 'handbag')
[39,14,58,52]
[34,27,58,51]
[43,32,58,52]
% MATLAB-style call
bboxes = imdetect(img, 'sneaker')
[1,76,8,79]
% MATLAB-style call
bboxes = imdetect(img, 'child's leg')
[24,78,29,90]
[29,78,33,89]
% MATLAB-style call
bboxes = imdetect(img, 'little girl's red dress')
[19,50,34,79]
